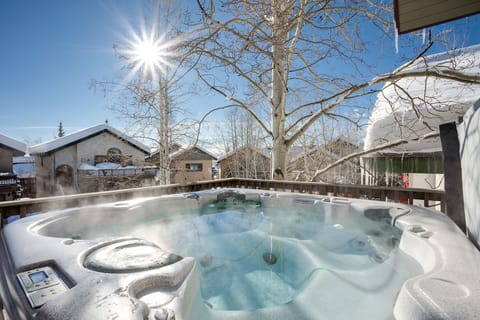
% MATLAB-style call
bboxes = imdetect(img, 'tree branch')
[310,131,440,181]
[196,71,272,136]
[286,62,480,147]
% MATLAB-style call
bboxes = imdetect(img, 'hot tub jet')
[263,252,277,265]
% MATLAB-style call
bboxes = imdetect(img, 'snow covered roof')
[169,145,218,160]
[149,143,182,155]
[0,133,27,154]
[364,44,480,155]
[29,124,151,155]
[217,146,270,162]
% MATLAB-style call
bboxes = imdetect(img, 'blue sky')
[0,1,128,144]
[0,1,479,147]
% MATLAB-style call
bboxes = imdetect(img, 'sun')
[135,40,161,67]
[128,35,167,79]
[119,26,175,80]
[116,9,189,82]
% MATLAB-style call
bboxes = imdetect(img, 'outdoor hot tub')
[1,188,480,319]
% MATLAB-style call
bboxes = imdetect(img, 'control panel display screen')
[29,271,48,283]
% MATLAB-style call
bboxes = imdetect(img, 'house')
[169,146,217,184]
[217,146,271,179]
[0,133,27,201]
[29,123,156,196]
[287,138,361,183]
[394,0,480,34]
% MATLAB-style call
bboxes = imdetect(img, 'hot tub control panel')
[17,266,69,308]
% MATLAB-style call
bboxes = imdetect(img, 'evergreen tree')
[57,122,65,138]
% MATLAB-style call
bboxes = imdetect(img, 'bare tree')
[288,118,362,183]
[94,0,197,184]
[188,0,480,180]
[217,108,271,179]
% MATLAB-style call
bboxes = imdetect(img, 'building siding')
[170,159,213,183]
[0,148,13,173]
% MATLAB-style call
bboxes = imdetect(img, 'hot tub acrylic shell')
[1,188,480,320]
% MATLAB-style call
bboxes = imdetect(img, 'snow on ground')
[364,44,480,154]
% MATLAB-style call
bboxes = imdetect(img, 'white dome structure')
[365,44,480,154]
[363,45,480,188]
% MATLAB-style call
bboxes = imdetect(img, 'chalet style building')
[217,146,271,179]
[169,146,217,184]
[29,124,156,196]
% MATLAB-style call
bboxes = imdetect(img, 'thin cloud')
[4,126,57,131]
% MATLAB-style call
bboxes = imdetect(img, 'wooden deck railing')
[0,178,446,229]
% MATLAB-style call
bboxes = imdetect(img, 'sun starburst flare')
[118,19,182,81]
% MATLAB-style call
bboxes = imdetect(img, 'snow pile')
[78,162,156,170]
[78,162,157,177]
[13,156,35,178]
[364,45,480,154]
[13,164,35,178]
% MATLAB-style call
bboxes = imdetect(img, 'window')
[107,148,122,155]
[186,163,203,172]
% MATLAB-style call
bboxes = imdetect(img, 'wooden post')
[440,193,446,213]
[19,206,27,219]
[440,122,466,232]
[424,193,430,208]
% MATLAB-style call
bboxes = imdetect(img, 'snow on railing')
[78,167,157,177]
[0,178,445,229]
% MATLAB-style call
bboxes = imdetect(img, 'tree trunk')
[158,77,170,185]
[272,136,287,179]
[270,0,288,180]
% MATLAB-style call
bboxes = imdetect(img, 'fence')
[0,178,446,229]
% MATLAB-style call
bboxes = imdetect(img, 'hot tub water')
[32,197,422,317]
